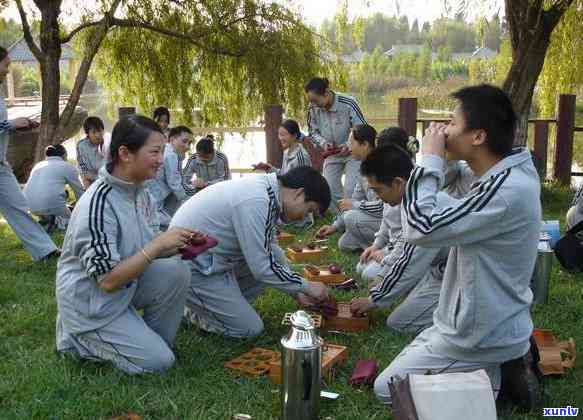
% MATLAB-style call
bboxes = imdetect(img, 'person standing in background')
[0,46,59,261]
[305,77,367,214]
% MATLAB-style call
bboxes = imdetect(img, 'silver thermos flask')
[281,310,323,420]
[531,233,554,305]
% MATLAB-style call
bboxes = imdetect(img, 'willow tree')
[14,0,332,165]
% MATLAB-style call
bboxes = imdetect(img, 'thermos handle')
[302,360,312,401]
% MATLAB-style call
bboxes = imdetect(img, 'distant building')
[5,37,76,104]
[383,44,425,57]
[471,47,497,59]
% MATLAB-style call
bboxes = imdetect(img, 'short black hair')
[196,136,215,154]
[278,166,331,216]
[352,124,377,148]
[152,106,170,124]
[378,126,408,150]
[109,115,163,166]
[83,116,104,134]
[169,125,192,139]
[0,46,7,62]
[451,84,517,157]
[45,144,67,158]
[361,145,414,186]
[280,119,302,139]
[304,77,330,95]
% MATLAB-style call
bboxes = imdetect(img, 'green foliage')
[427,17,476,53]
[430,60,469,81]
[468,36,512,85]
[0,17,22,48]
[93,0,337,127]
[537,1,583,167]
[19,66,40,96]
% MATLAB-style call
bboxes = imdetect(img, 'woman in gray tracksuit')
[24,144,84,231]
[146,126,194,228]
[0,46,59,261]
[56,115,200,375]
[305,77,367,214]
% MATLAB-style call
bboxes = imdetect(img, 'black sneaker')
[498,338,543,412]
[39,249,61,263]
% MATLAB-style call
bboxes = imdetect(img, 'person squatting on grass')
[76,116,105,190]
[146,126,195,229]
[170,167,331,338]
[356,126,416,282]
[373,84,543,411]
[56,115,203,374]
[349,145,449,334]
[24,144,84,232]
[305,77,367,214]
[183,135,231,193]
[0,46,59,262]
[316,124,383,252]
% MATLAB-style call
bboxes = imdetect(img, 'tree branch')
[60,19,103,44]
[14,0,42,60]
[544,0,575,29]
[110,17,248,57]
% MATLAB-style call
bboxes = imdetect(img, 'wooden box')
[304,265,347,285]
[323,302,370,332]
[268,343,349,385]
[224,347,280,377]
[286,246,328,263]
[277,231,296,246]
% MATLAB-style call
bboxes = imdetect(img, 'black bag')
[554,220,583,272]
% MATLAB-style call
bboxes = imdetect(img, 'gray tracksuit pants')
[337,209,381,252]
[323,156,360,214]
[0,164,57,260]
[56,258,190,374]
[184,246,288,338]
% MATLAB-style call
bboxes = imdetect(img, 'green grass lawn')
[1,184,582,420]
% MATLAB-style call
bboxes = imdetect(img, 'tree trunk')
[35,2,62,162]
[503,0,574,146]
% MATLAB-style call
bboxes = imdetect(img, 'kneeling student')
[349,145,448,334]
[24,144,84,231]
[183,135,231,192]
[373,84,542,410]
[170,167,331,338]
[56,115,201,374]
[316,124,383,252]
[147,126,194,228]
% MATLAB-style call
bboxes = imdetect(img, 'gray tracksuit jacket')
[307,91,367,154]
[182,151,231,194]
[146,143,192,207]
[571,184,583,213]
[56,167,159,335]
[278,144,311,175]
[0,94,14,165]
[333,175,383,230]
[372,203,403,250]
[24,157,84,213]
[76,137,104,182]
[369,201,449,308]
[170,173,307,294]
[403,148,541,363]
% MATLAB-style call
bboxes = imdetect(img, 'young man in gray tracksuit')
[146,126,194,228]
[374,85,542,410]
[76,116,105,189]
[0,46,59,261]
[182,136,231,193]
[24,144,84,231]
[170,167,332,338]
[305,77,367,214]
[349,146,449,334]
